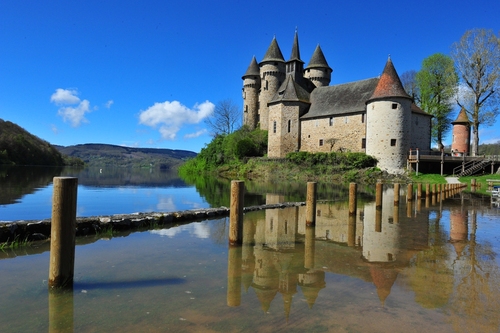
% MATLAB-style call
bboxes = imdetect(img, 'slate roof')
[242,56,260,79]
[411,103,432,117]
[305,45,332,71]
[301,77,379,119]
[368,57,411,102]
[270,75,311,104]
[261,37,285,63]
[289,30,304,64]
[452,107,470,124]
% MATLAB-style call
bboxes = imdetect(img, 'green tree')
[416,53,458,150]
[451,28,500,156]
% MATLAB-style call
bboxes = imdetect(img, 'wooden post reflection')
[305,225,315,269]
[348,214,356,246]
[227,244,242,307]
[229,180,244,245]
[393,205,399,224]
[306,182,317,226]
[49,289,74,333]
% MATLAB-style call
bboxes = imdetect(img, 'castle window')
[288,120,291,133]
[265,80,268,90]
[361,114,365,123]
[285,220,288,234]
[391,139,397,146]
[273,121,277,133]
[361,138,366,149]
[392,103,398,109]
[319,139,324,146]
[317,210,321,217]
[245,105,248,113]
[270,218,273,231]
[329,117,334,126]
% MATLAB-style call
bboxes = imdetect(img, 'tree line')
[401,28,500,156]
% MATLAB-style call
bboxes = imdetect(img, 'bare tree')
[204,99,241,136]
[451,28,500,156]
[401,70,420,103]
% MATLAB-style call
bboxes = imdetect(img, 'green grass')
[0,235,32,250]
[409,173,448,184]
[458,174,500,195]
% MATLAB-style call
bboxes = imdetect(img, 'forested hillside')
[0,119,69,166]
[55,144,197,168]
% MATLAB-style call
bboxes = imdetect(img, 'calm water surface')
[1,167,500,332]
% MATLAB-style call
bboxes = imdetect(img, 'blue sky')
[1,0,499,153]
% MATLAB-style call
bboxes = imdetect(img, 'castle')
[242,31,432,174]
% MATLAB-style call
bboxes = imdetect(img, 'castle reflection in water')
[227,186,500,322]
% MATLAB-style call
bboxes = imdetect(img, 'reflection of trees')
[0,165,63,205]
[448,210,500,333]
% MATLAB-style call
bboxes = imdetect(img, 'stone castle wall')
[300,113,366,153]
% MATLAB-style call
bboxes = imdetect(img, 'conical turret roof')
[368,57,411,102]
[242,56,260,79]
[306,44,331,71]
[452,107,471,124]
[261,37,285,63]
[289,30,304,64]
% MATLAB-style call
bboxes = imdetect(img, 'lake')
[1,166,500,332]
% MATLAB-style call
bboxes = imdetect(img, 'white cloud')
[139,100,214,140]
[51,124,59,134]
[50,88,81,105]
[51,88,93,127]
[105,100,114,108]
[57,99,91,127]
[184,129,208,139]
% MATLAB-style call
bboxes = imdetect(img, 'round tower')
[242,56,261,130]
[304,44,332,88]
[366,57,412,174]
[259,37,285,131]
[451,107,471,156]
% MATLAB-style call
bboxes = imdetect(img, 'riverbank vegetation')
[179,126,386,183]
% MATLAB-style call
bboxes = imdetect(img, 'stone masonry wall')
[300,113,366,153]
[410,113,431,151]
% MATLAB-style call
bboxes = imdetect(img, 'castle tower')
[304,44,332,87]
[242,56,261,130]
[267,75,310,158]
[366,57,412,174]
[259,37,286,131]
[451,107,471,156]
[285,30,305,85]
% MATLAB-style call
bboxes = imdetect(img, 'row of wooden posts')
[228,180,468,245]
[48,177,468,289]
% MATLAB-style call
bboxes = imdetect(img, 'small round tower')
[304,44,332,88]
[451,107,471,156]
[242,56,261,130]
[366,57,412,174]
[258,37,285,131]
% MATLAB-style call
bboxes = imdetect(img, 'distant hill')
[55,143,197,169]
[0,119,66,166]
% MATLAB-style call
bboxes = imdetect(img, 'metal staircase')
[453,157,491,177]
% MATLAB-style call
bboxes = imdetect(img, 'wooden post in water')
[407,183,413,201]
[394,183,400,206]
[349,183,357,216]
[49,177,78,289]
[375,181,383,210]
[425,183,430,198]
[229,180,244,245]
[306,182,317,226]
[471,179,477,193]
[417,183,422,199]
